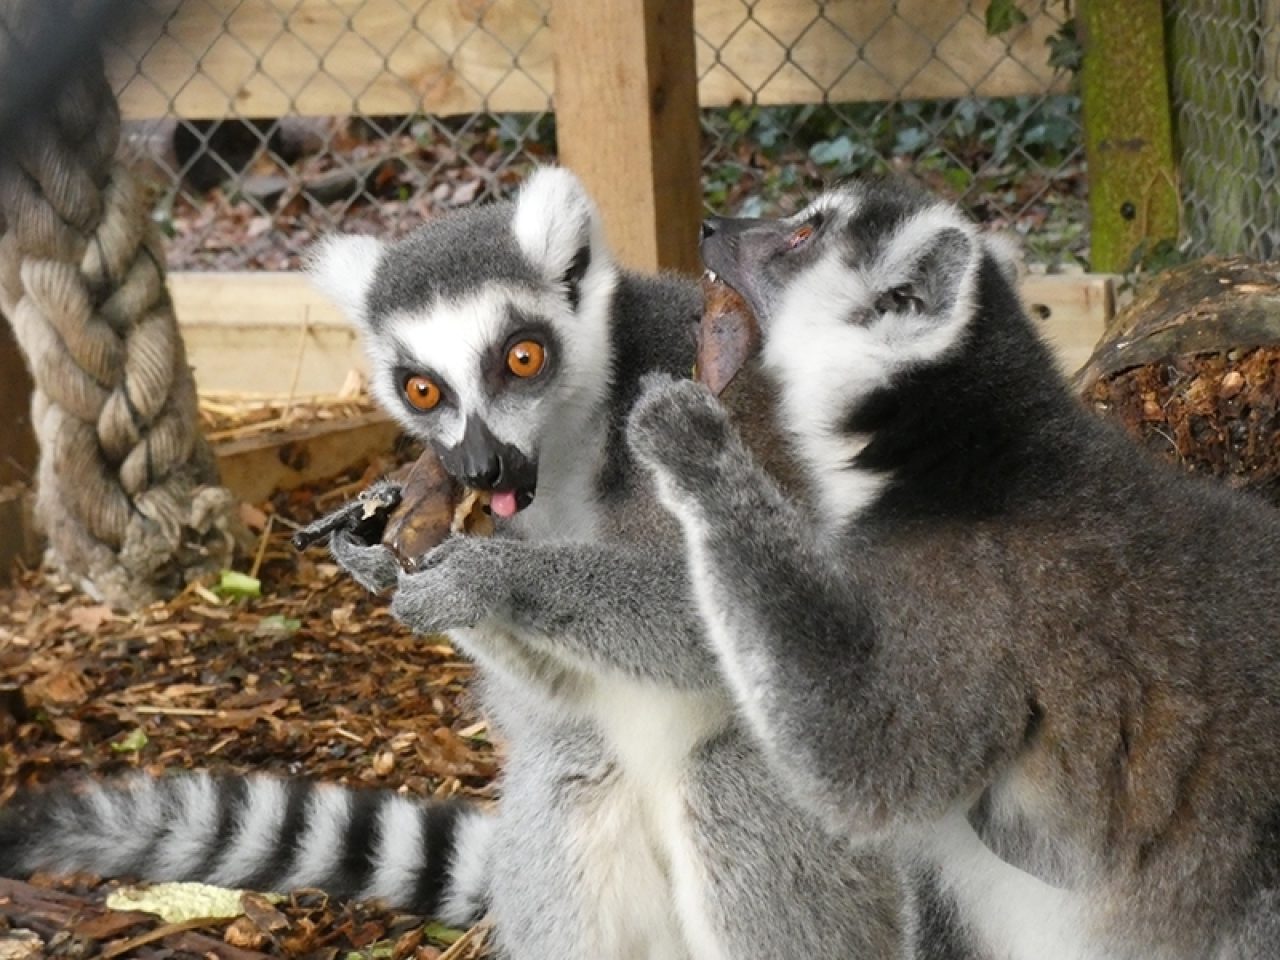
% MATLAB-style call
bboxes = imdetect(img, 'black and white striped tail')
[0,773,493,925]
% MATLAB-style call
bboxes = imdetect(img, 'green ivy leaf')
[986,0,1029,36]
[1046,19,1083,74]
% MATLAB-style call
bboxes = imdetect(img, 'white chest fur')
[586,678,735,960]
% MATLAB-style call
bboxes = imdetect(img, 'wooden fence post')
[1078,0,1180,272]
[550,0,703,274]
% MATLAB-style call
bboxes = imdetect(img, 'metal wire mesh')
[697,0,1085,267]
[101,0,1085,272]
[1166,0,1280,260]
[107,0,556,271]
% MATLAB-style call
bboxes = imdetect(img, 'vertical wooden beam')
[550,0,703,274]
[1078,0,1180,272]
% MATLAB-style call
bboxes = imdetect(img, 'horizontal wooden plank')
[172,272,362,396]
[1020,272,1114,375]
[172,270,1114,398]
[693,0,1071,107]
[214,411,398,503]
[110,0,1067,120]
[110,0,554,120]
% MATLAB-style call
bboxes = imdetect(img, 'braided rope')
[0,27,243,609]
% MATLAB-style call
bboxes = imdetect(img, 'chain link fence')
[697,1,1086,268]
[1166,0,1280,261]
[102,0,1084,272]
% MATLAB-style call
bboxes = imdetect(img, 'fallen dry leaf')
[68,605,115,632]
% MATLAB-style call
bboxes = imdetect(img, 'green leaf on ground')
[110,728,148,753]
[217,570,262,598]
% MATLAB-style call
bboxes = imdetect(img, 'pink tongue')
[490,489,519,519]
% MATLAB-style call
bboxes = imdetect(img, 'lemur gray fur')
[0,169,905,960]
[627,176,1280,960]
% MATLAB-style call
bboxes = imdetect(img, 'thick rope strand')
[0,13,243,608]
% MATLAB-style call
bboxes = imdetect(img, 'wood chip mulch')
[0,476,499,959]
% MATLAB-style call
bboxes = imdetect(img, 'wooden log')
[1078,257,1280,505]
[108,0,1068,121]
[550,0,702,273]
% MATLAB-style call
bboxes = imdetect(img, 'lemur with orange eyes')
[1,170,913,960]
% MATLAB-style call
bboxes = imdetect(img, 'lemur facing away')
[0,170,906,960]
[627,177,1280,960]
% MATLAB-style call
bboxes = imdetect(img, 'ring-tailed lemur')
[627,177,1280,960]
[0,169,906,960]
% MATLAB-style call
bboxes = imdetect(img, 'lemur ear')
[982,231,1025,288]
[305,234,384,328]
[513,167,607,303]
[877,225,975,318]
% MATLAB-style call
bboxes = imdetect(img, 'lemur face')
[309,168,617,518]
[700,179,981,428]
[701,180,989,525]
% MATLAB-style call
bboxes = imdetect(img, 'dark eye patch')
[390,356,456,414]
[480,306,562,397]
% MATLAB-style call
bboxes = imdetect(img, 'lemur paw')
[390,536,516,635]
[330,529,400,594]
[627,373,736,495]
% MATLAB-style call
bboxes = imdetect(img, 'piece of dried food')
[697,275,761,396]
[292,450,494,569]
[450,487,495,538]
[382,452,493,569]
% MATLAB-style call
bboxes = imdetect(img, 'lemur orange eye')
[404,375,441,411]
[507,339,546,378]
[788,224,815,250]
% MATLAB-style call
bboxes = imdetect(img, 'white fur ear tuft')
[982,231,1026,287]
[513,166,605,278]
[304,234,384,327]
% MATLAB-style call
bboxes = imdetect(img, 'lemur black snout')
[437,415,539,498]
[701,219,721,240]
[462,454,502,489]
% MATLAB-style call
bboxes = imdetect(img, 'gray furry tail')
[0,772,494,924]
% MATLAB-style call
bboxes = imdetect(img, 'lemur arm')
[388,536,720,690]
[627,376,1025,837]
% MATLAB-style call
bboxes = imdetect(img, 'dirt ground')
[0,470,499,959]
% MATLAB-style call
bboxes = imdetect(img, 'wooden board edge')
[172,269,1118,388]
[213,411,400,504]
